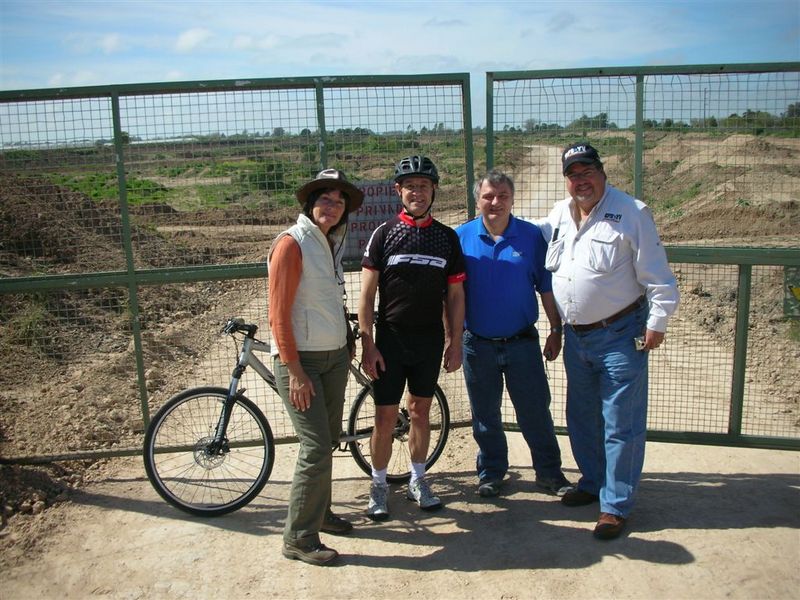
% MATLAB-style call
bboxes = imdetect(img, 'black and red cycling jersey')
[362,212,466,333]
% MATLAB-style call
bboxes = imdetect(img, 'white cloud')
[99,34,123,54]
[47,70,98,88]
[232,34,255,50]
[47,73,66,87]
[175,28,213,53]
[164,70,185,81]
[1,1,797,93]
[545,10,575,34]
[232,34,280,51]
[73,70,99,85]
[424,17,465,27]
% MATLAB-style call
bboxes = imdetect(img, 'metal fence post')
[111,92,150,426]
[729,264,752,436]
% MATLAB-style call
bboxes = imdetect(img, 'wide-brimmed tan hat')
[295,168,364,213]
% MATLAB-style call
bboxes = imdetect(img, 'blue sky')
[1,0,798,126]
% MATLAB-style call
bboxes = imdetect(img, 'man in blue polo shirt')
[456,170,571,498]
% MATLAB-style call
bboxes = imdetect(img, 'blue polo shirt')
[456,215,551,338]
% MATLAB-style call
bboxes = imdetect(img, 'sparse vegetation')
[47,173,171,205]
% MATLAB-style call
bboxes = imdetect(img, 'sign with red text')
[344,180,402,262]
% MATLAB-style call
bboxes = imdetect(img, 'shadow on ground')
[66,465,800,572]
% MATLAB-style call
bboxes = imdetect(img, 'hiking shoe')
[366,482,390,521]
[282,541,338,566]
[535,475,573,497]
[406,477,443,510]
[477,479,503,498]
[321,511,353,535]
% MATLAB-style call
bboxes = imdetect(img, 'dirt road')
[4,429,799,599]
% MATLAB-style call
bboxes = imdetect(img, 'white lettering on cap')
[564,146,587,159]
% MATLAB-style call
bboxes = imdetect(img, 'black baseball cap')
[562,143,602,175]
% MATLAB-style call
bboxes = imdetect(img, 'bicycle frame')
[143,318,452,514]
[215,325,375,449]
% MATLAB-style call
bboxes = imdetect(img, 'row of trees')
[93,102,799,148]
[515,104,800,134]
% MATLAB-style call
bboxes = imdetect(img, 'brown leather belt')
[569,296,646,332]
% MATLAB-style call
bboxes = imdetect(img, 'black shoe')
[321,512,353,535]
[561,488,599,507]
[477,479,502,497]
[593,512,627,540]
[534,476,573,496]
[282,541,339,566]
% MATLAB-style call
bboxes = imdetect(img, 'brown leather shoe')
[561,488,599,507]
[593,512,626,540]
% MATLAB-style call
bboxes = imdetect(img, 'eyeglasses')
[401,182,433,194]
[566,167,599,182]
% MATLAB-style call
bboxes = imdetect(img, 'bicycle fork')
[208,346,251,456]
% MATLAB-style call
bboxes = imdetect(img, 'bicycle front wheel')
[143,387,275,517]
[347,384,450,483]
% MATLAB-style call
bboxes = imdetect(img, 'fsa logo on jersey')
[387,254,447,269]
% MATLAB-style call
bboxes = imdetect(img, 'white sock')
[371,467,387,486]
[410,462,426,483]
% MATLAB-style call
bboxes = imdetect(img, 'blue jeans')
[563,306,648,518]
[462,329,564,483]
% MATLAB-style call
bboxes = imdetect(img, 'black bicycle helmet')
[393,155,440,184]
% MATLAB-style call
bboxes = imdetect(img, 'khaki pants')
[274,346,349,546]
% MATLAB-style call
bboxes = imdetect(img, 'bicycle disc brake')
[193,436,229,469]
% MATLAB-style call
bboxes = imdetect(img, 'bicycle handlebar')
[221,317,258,338]
[222,313,370,340]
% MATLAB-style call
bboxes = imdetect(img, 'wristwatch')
[550,326,563,334]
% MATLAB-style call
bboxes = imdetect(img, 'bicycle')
[142,315,451,517]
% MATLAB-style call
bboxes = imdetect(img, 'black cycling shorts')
[372,326,444,406]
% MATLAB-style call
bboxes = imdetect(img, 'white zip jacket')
[539,183,679,332]
[268,213,348,355]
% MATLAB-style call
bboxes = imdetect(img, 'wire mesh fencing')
[0,74,474,461]
[488,66,800,248]
[487,64,800,446]
[1,66,798,463]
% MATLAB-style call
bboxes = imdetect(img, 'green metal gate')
[0,73,474,463]
[486,62,800,450]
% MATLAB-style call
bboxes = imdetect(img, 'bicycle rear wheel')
[143,387,274,517]
[347,384,450,483]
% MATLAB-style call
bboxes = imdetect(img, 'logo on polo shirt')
[604,212,622,222]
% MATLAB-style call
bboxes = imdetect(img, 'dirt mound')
[661,200,800,243]
[0,176,128,274]
[0,176,244,530]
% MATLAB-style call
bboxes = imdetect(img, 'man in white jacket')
[539,142,679,540]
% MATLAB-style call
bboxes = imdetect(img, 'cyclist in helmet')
[358,155,466,520]
[393,155,440,219]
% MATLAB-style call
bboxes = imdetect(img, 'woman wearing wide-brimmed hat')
[268,168,364,566]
